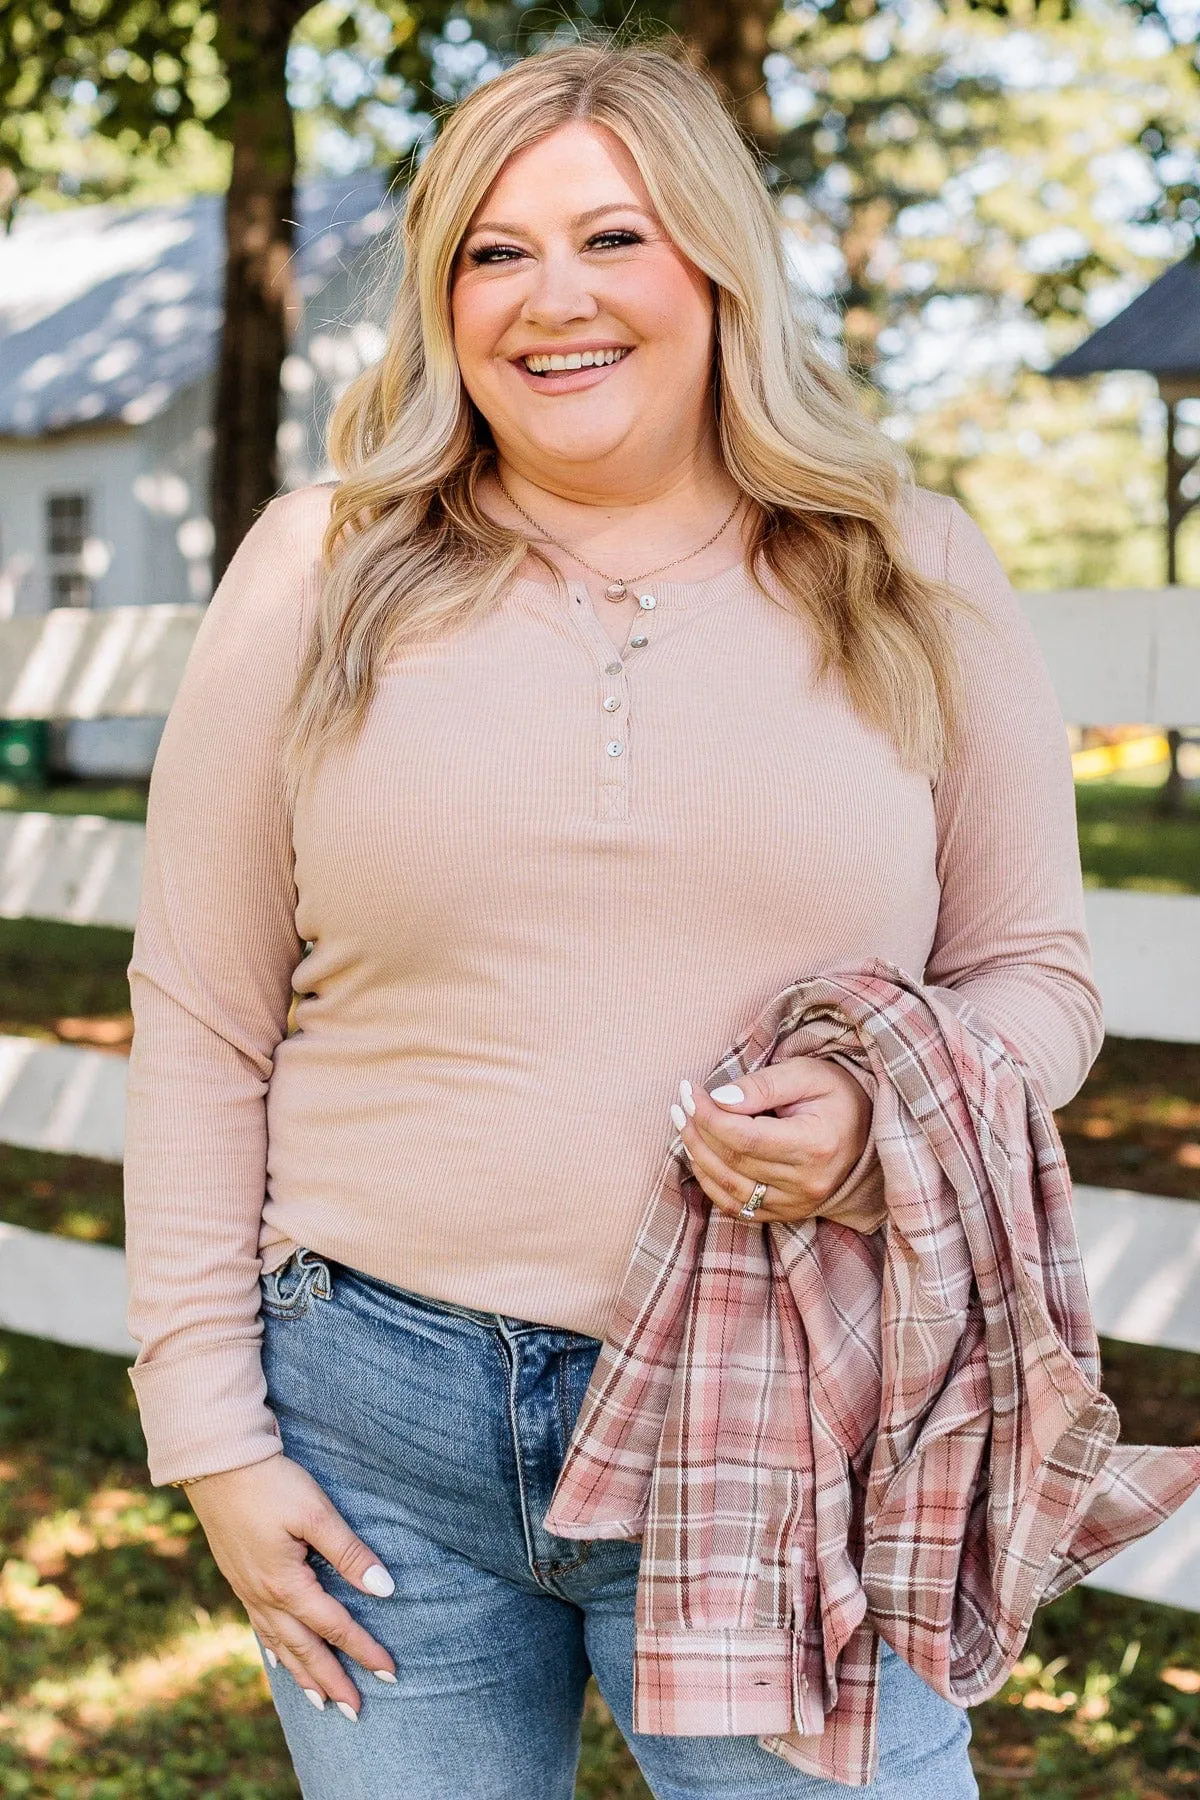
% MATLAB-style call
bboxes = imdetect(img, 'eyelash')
[467,229,644,266]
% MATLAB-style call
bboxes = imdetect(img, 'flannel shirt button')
[605,740,624,757]
[630,633,649,647]
[603,696,621,712]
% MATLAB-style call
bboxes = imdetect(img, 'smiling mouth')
[520,347,632,376]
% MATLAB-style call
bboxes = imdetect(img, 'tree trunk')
[675,0,779,153]
[211,0,305,581]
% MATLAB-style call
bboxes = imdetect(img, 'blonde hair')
[284,39,965,790]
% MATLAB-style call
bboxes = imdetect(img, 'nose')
[520,248,599,330]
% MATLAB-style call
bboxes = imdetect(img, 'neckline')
[511,556,759,611]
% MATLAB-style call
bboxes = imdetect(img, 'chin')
[518,420,640,468]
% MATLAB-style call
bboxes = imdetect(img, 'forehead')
[466,121,653,230]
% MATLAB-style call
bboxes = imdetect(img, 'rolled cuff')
[128,1342,284,1487]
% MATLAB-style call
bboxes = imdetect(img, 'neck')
[495,431,733,519]
[489,439,752,583]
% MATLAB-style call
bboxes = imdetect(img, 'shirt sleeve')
[124,487,329,1485]
[922,496,1104,1109]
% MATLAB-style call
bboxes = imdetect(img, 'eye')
[466,242,527,266]
[586,229,644,251]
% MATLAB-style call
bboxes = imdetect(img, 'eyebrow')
[464,203,655,238]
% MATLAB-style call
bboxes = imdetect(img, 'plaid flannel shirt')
[543,964,1200,1787]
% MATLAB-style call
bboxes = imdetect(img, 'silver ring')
[738,1181,769,1221]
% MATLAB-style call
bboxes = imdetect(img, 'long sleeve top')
[123,482,1103,1484]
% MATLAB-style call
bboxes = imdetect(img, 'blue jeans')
[258,1249,977,1800]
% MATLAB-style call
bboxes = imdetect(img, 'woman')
[124,39,1102,1800]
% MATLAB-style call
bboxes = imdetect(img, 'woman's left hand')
[669,1057,872,1225]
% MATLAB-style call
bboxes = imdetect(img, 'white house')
[0,175,395,774]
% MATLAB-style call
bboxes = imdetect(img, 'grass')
[0,774,1196,1794]
[0,782,149,825]
[1075,779,1200,895]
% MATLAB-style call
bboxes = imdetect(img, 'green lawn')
[0,775,1197,1796]
[1075,779,1200,894]
[0,781,149,824]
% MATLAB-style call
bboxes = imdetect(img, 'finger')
[267,1608,365,1719]
[251,1621,279,1671]
[686,1124,810,1189]
[296,1579,397,1683]
[679,1077,844,1170]
[682,1082,828,1165]
[683,1130,769,1216]
[683,1132,825,1225]
[675,1096,822,1186]
[708,1057,836,1118]
[302,1497,396,1604]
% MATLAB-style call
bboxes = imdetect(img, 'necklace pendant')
[604,579,628,602]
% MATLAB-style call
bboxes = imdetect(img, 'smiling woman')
[285,42,973,780]
[122,36,1104,1800]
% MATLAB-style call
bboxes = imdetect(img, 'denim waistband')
[271,1246,602,1346]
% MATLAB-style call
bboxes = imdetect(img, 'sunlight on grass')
[1075,779,1200,895]
[5,1618,262,1764]
[1055,1039,1200,1202]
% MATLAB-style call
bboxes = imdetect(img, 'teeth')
[523,348,628,374]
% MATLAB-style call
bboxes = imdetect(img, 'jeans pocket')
[260,1247,334,1320]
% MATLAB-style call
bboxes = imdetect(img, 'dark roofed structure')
[1049,252,1200,390]
[1049,249,1200,588]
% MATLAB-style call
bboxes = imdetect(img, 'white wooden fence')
[0,590,1197,1610]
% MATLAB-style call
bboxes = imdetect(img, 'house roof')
[0,174,396,437]
[1048,251,1200,383]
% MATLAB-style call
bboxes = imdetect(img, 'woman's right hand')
[184,1453,397,1719]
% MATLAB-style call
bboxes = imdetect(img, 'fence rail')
[0,585,1197,1616]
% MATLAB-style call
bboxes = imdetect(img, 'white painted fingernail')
[711,1084,744,1104]
[373,1668,397,1684]
[303,1688,325,1710]
[264,1646,278,1669]
[361,1563,395,1597]
[336,1701,359,1722]
[679,1079,696,1116]
[669,1103,687,1131]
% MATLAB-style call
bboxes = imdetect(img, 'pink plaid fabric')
[543,964,1200,1787]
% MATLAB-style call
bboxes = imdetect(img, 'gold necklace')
[495,473,743,602]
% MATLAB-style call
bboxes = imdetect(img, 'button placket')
[564,583,637,819]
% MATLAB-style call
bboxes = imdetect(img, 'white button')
[605,740,624,757]
[638,594,657,610]
[605,661,622,675]
[630,633,649,647]
[603,695,621,712]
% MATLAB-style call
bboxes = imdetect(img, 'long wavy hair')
[283,39,967,791]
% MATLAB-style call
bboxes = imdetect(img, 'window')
[45,492,94,607]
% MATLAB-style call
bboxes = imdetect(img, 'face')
[450,121,717,492]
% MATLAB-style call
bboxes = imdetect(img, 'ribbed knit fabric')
[124,482,1103,1485]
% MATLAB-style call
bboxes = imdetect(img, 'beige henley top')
[124,482,1103,1484]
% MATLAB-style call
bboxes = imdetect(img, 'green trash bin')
[0,720,49,785]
